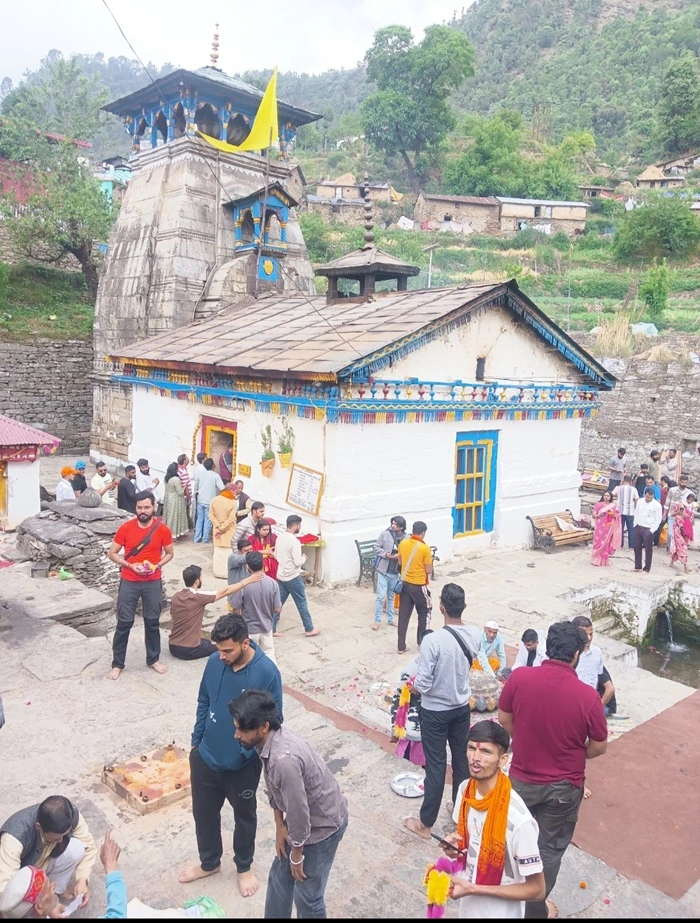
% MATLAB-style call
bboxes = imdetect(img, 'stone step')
[608,626,629,640]
[593,615,617,633]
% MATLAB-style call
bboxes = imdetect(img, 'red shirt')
[114,518,173,582]
[499,658,608,788]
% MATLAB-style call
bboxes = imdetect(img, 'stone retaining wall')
[0,339,94,453]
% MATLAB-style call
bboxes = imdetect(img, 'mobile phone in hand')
[430,832,466,855]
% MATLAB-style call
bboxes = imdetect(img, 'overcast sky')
[3,0,472,86]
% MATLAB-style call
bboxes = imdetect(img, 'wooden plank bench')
[526,510,593,553]
[355,539,440,587]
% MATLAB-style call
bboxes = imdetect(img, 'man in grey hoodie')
[404,582,480,840]
[372,516,406,629]
[227,537,253,607]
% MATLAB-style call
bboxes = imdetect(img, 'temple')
[103,28,320,159]
[92,36,321,459]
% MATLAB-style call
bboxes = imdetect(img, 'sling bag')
[394,541,422,595]
[443,625,474,667]
[124,519,162,560]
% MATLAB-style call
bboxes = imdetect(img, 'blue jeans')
[264,816,348,918]
[275,576,314,633]
[621,514,635,548]
[374,571,399,624]
[194,502,212,543]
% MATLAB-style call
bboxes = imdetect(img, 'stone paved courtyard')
[0,456,699,917]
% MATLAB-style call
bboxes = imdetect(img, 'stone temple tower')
[92,48,320,461]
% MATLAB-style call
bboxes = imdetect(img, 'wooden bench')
[526,510,593,553]
[355,539,440,587]
[580,466,610,493]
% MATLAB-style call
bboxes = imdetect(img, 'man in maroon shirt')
[107,492,174,680]
[498,620,608,919]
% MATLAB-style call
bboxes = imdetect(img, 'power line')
[98,0,364,359]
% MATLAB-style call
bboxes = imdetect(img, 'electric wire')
[98,0,364,359]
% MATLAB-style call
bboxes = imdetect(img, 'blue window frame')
[453,430,498,537]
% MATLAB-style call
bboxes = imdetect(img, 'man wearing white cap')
[474,620,506,675]
[0,866,60,918]
[0,796,96,912]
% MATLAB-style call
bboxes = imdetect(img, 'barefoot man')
[106,491,174,680]
[179,613,283,898]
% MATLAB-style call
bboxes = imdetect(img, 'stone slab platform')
[0,563,113,622]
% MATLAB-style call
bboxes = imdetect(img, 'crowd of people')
[21,464,645,917]
[591,446,697,573]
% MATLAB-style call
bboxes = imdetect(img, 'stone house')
[305,173,400,227]
[579,184,616,200]
[0,415,61,529]
[636,162,689,190]
[314,173,394,203]
[413,193,500,233]
[100,224,614,584]
[496,197,589,237]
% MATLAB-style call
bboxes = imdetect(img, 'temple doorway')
[201,416,237,484]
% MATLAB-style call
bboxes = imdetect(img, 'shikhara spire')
[362,173,375,250]
[210,24,220,69]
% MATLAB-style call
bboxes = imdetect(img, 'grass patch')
[0,262,93,341]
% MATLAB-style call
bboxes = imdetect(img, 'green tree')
[613,196,700,263]
[654,52,700,154]
[0,54,114,300]
[639,259,669,325]
[361,25,474,194]
[444,113,525,196]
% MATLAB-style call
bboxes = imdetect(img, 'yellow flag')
[198,68,278,153]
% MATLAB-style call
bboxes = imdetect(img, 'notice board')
[285,463,324,516]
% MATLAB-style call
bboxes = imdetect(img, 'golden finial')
[362,172,375,250]
[210,24,220,69]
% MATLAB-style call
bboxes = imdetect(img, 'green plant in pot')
[260,424,275,477]
[276,418,295,468]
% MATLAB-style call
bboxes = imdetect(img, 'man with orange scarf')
[441,721,544,918]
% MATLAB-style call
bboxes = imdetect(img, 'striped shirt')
[613,483,638,516]
[177,465,192,501]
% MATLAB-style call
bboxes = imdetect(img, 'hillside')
[452,0,699,158]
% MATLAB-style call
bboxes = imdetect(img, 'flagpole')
[255,126,273,297]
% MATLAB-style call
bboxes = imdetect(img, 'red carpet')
[573,689,700,898]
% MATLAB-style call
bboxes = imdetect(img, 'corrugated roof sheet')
[111,283,501,375]
[420,194,499,206]
[496,197,589,208]
[0,415,61,447]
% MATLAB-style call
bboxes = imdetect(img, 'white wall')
[387,305,574,384]
[7,461,40,528]
[319,415,583,584]
[129,389,325,533]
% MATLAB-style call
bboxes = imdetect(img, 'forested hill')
[249,0,699,160]
[449,0,700,158]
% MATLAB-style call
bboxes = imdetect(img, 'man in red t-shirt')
[498,620,608,919]
[107,491,174,680]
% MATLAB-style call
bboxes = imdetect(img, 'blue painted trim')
[112,374,600,423]
[337,284,615,390]
[453,430,499,537]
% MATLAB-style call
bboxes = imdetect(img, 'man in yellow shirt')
[396,521,433,654]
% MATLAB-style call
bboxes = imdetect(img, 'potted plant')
[276,418,295,468]
[260,424,275,477]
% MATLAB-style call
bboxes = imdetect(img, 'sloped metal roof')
[315,245,420,278]
[419,193,499,206]
[0,415,61,447]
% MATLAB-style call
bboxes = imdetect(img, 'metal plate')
[390,771,425,798]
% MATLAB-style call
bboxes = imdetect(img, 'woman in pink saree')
[591,490,622,566]
[670,494,695,573]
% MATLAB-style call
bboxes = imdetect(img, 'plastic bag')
[184,897,227,919]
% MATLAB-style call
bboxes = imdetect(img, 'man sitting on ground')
[228,552,281,663]
[442,721,545,918]
[169,564,264,660]
[0,796,97,911]
[473,620,506,675]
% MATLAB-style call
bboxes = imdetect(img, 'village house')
[99,208,614,584]
[635,152,700,190]
[496,196,589,237]
[0,415,61,529]
[413,193,500,234]
[305,172,402,227]
[579,183,616,200]
[413,193,589,237]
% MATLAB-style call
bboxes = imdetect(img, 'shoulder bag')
[394,541,422,595]
[124,519,162,560]
[443,625,474,667]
